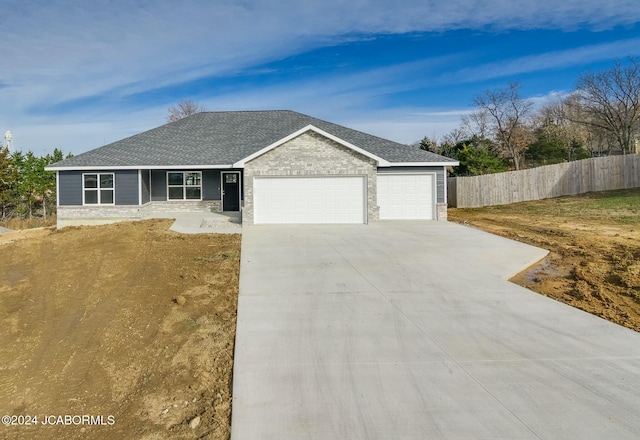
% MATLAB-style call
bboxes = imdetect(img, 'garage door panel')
[254,176,365,224]
[377,174,434,220]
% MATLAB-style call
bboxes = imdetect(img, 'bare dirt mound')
[450,191,640,332]
[0,220,240,439]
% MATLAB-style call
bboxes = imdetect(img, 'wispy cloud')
[343,108,473,143]
[2,0,640,152]
[5,1,639,103]
[444,38,640,84]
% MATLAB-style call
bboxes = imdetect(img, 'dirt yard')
[449,188,640,332]
[0,220,240,440]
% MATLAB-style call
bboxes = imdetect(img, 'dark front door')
[222,172,240,211]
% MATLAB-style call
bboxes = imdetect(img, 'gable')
[244,130,377,172]
[234,125,389,168]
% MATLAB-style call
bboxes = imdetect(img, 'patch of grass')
[0,215,57,230]
[577,189,640,209]
[454,188,640,224]
[614,216,640,224]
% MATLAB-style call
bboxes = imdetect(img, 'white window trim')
[138,169,152,205]
[55,171,60,207]
[82,172,115,206]
[138,169,142,206]
[166,171,203,201]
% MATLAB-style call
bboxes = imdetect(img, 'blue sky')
[1,0,639,156]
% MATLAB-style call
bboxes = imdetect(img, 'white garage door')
[254,176,366,224]
[377,174,434,220]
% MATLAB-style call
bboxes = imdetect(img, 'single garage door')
[377,174,434,220]
[253,176,366,224]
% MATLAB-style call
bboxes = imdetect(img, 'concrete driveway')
[231,222,640,439]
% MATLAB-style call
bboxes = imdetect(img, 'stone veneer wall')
[146,201,221,213]
[242,131,378,225]
[436,203,447,221]
[56,200,222,227]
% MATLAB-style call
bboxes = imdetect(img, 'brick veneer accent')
[57,200,222,227]
[243,131,378,224]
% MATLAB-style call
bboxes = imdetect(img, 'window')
[167,171,202,200]
[83,173,114,205]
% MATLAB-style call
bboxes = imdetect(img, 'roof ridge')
[303,114,412,149]
[47,110,456,169]
[200,109,295,114]
[192,110,410,150]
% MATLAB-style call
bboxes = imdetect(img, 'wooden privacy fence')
[448,154,640,208]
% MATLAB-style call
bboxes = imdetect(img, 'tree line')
[0,147,70,221]
[420,57,640,176]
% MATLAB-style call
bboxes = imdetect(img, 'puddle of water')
[521,258,572,284]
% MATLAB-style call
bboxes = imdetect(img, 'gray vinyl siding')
[58,170,139,206]
[202,170,221,201]
[58,171,83,205]
[151,170,167,201]
[115,170,139,205]
[377,166,446,204]
[203,170,244,201]
[141,170,151,204]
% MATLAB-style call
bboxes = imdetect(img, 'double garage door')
[253,174,434,224]
[254,176,365,224]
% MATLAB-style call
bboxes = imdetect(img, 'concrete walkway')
[145,211,241,234]
[232,222,640,439]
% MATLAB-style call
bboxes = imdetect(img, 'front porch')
[56,201,242,233]
[147,210,241,234]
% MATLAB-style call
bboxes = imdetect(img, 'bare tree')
[461,110,489,139]
[544,95,615,157]
[470,82,534,170]
[441,128,467,146]
[166,100,207,122]
[573,57,640,155]
[535,98,588,150]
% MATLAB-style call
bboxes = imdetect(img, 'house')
[46,111,458,227]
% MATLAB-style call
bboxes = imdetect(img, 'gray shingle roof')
[48,110,456,168]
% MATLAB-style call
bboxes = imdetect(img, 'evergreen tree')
[449,137,508,176]
[0,147,18,219]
